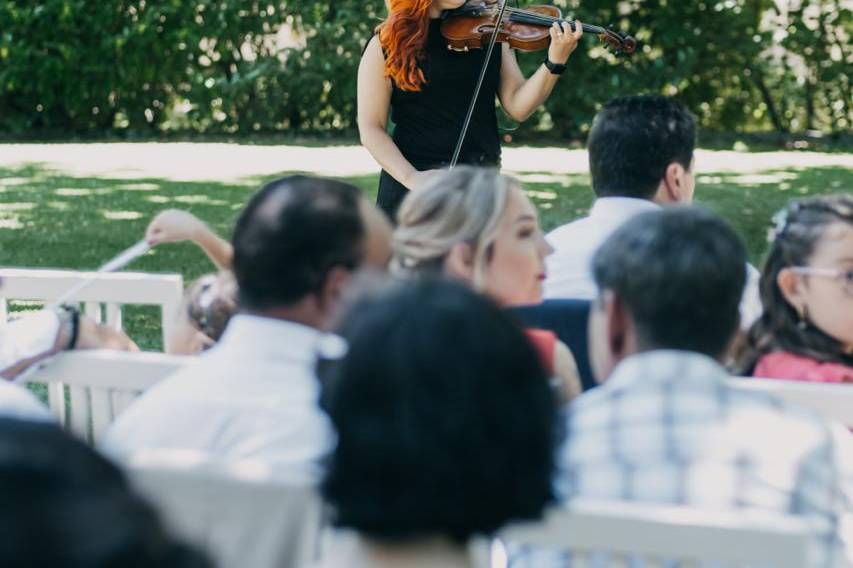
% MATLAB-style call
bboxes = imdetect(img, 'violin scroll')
[599,28,637,55]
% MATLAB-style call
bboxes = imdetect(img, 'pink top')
[754,351,853,383]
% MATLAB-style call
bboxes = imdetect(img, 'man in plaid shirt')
[513,207,852,567]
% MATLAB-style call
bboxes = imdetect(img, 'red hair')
[378,0,434,92]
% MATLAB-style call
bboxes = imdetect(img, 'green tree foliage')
[0,0,849,135]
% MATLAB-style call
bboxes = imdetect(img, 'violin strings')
[484,6,608,35]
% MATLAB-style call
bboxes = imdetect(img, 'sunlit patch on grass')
[698,176,724,185]
[119,183,159,191]
[56,188,94,196]
[526,190,559,201]
[0,217,25,229]
[726,172,799,185]
[0,177,32,186]
[102,210,144,220]
[0,202,36,211]
[517,173,572,186]
[173,195,229,206]
[47,201,71,210]
[145,196,171,204]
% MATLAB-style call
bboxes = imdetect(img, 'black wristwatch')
[543,57,567,75]
[57,305,80,350]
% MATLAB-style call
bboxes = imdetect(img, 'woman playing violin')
[359,0,583,219]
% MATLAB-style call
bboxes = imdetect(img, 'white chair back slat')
[67,385,91,440]
[25,350,188,444]
[0,268,183,347]
[128,453,324,568]
[84,301,102,323]
[89,387,114,445]
[111,391,139,418]
[105,302,122,330]
[47,383,66,423]
[729,378,853,427]
[497,500,817,568]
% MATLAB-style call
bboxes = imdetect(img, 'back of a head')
[0,418,210,568]
[318,278,558,543]
[592,207,746,358]
[232,175,365,311]
[588,95,696,200]
[393,166,513,286]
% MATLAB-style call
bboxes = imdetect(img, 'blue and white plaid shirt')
[511,350,853,567]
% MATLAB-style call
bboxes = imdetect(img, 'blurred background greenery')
[1,0,850,141]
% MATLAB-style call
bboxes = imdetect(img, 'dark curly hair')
[0,418,211,568]
[737,194,853,373]
[318,278,560,543]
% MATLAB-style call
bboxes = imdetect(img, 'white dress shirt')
[103,315,335,485]
[544,197,763,327]
[512,350,853,567]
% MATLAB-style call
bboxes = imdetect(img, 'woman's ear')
[444,242,476,281]
[777,268,805,315]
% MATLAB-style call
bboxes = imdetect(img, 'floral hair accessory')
[767,202,800,244]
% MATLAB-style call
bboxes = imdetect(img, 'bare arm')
[552,339,583,404]
[146,210,233,270]
[498,22,582,122]
[358,36,439,191]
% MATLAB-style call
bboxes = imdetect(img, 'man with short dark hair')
[545,208,852,566]
[104,175,392,483]
[544,95,761,326]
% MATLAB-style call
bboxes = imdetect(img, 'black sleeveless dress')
[377,18,502,219]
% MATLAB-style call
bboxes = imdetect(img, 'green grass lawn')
[1,152,850,350]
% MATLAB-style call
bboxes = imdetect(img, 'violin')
[440,0,637,55]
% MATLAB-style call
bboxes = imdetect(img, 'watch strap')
[544,57,567,75]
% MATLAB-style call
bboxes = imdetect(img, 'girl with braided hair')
[738,194,853,382]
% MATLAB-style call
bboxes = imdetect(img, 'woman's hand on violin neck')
[548,20,583,64]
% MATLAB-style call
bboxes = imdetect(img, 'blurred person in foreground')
[0,417,210,568]
[316,278,560,568]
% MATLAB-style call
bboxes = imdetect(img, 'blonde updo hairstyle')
[392,167,518,290]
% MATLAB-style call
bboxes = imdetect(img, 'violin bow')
[449,0,511,168]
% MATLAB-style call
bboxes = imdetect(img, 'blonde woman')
[393,166,582,401]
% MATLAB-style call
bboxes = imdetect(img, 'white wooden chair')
[127,451,324,568]
[23,350,188,444]
[729,377,853,427]
[496,500,818,567]
[0,267,183,348]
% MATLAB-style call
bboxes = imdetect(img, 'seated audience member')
[166,272,237,355]
[524,207,851,566]
[146,209,234,269]
[738,195,853,381]
[393,166,582,401]
[0,417,210,568]
[103,175,392,483]
[543,95,762,328]
[316,279,559,568]
[1,303,136,420]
